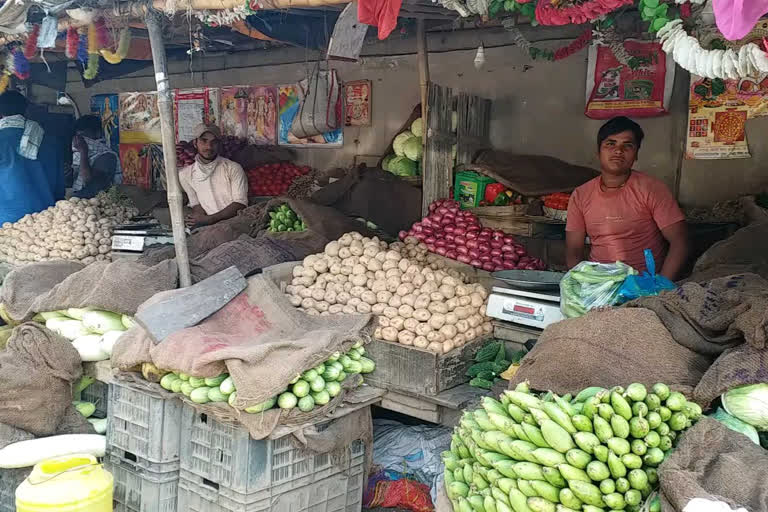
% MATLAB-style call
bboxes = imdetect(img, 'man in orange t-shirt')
[566,116,689,280]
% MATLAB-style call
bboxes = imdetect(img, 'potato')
[376,290,393,304]
[413,308,431,322]
[426,341,443,353]
[356,302,372,313]
[413,336,429,349]
[381,326,399,342]
[403,318,419,332]
[442,339,456,353]
[398,330,415,346]
[439,284,456,299]
[361,291,377,305]
[439,324,458,340]
[388,294,402,308]
[428,302,449,315]
[390,316,405,330]
[383,306,399,319]
[398,304,414,319]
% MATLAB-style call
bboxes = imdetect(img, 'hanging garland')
[505,25,593,61]
[83,22,99,80]
[65,27,79,60]
[534,0,633,26]
[100,28,131,64]
[23,24,39,59]
[13,49,29,80]
[77,30,88,65]
[658,19,768,79]
[0,52,14,94]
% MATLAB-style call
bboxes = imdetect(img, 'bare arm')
[208,202,246,224]
[566,230,587,269]
[659,220,689,281]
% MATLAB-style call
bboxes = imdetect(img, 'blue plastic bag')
[617,249,676,303]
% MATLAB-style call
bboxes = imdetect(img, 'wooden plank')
[493,320,541,345]
[136,266,246,342]
[380,392,441,423]
[326,2,368,61]
[422,82,454,215]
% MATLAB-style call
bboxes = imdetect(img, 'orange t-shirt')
[566,172,685,273]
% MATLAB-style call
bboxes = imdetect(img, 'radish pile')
[247,162,312,197]
[399,199,546,272]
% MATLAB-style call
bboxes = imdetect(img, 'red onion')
[453,227,466,236]
[470,259,482,267]
[465,231,478,240]
[466,239,478,250]
[501,244,514,253]
[457,246,469,255]
[525,264,537,270]
[446,233,456,242]
[436,207,450,215]
[504,252,519,262]
[492,257,503,266]
[414,232,426,241]
[441,217,453,226]
[493,229,505,238]
[480,254,491,263]
[413,224,423,232]
[468,249,480,260]
[503,236,515,245]
[458,254,472,264]
[421,218,433,228]
[456,222,467,229]
[446,250,457,259]
[444,225,455,234]
[482,262,495,272]
[491,248,502,257]
[503,261,517,270]
[435,239,446,247]
[399,231,408,240]
[481,227,492,235]
[494,265,505,272]
[490,239,504,249]
[436,246,447,256]
[515,247,527,255]
[425,236,436,244]
[454,235,466,246]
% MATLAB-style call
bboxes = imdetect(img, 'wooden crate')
[478,214,564,238]
[363,335,486,396]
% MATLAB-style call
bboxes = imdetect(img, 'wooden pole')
[417,19,431,215]
[145,10,192,288]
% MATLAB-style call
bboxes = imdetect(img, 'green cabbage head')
[722,383,768,430]
[393,132,416,157]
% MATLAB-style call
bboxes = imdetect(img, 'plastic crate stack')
[106,380,182,512]
[177,404,366,512]
[82,380,109,419]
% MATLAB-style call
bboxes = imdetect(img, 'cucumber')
[190,386,211,403]
[207,388,228,402]
[567,480,604,507]
[573,432,600,454]
[532,448,566,468]
[540,420,575,453]
[526,497,556,512]
[244,397,276,413]
[513,462,545,481]
[556,463,590,483]
[188,376,206,388]
[542,402,576,433]
[564,449,591,469]
[204,374,228,387]
[530,481,560,503]
[541,466,566,488]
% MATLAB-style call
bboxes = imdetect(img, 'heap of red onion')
[398,199,546,272]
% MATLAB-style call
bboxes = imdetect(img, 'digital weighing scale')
[111,218,175,258]
[485,270,566,330]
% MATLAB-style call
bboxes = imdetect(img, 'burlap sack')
[659,418,768,512]
[1,261,84,322]
[310,166,423,237]
[112,272,373,407]
[138,222,245,266]
[626,274,768,355]
[510,308,713,396]
[690,222,768,281]
[189,236,304,283]
[693,343,768,407]
[0,323,82,436]
[24,259,178,320]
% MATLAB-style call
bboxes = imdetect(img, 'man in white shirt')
[179,124,248,228]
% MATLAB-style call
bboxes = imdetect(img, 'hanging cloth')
[713,0,768,41]
[358,0,402,40]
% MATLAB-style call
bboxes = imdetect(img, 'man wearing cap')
[179,123,248,228]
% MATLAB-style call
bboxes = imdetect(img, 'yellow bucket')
[15,454,113,512]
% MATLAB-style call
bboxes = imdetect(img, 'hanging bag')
[291,63,341,139]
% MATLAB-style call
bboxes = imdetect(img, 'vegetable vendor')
[179,123,248,228]
[0,91,64,224]
[71,115,122,198]
[565,117,689,280]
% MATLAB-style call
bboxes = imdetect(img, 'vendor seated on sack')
[565,116,689,281]
[179,123,248,228]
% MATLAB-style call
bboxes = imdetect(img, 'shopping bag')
[291,65,341,139]
[617,248,676,302]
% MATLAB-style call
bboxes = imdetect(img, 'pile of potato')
[0,192,138,265]
[285,232,493,353]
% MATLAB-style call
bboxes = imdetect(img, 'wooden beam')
[145,10,192,288]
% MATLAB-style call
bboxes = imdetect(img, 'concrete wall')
[37,29,768,207]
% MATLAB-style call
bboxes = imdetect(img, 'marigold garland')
[0,74,9,94]
[65,27,78,59]
[0,52,13,93]
[23,24,39,59]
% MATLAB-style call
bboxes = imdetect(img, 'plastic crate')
[105,454,179,512]
[0,468,29,512]
[180,404,365,495]
[176,458,365,512]
[107,380,182,468]
[81,380,109,419]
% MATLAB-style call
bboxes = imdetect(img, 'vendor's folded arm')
[207,202,246,224]
[659,220,689,281]
[566,230,587,269]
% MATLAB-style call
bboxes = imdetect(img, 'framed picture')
[345,80,371,126]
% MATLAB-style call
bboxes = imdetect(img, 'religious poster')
[277,84,343,147]
[119,143,151,189]
[219,86,249,140]
[585,40,675,119]
[118,92,161,144]
[173,88,220,142]
[686,75,752,159]
[345,80,371,126]
[90,94,119,152]
[247,86,277,145]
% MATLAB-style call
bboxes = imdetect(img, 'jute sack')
[112,271,374,407]
[690,222,768,281]
[189,236,304,283]
[693,343,768,407]
[659,417,768,512]
[1,261,84,322]
[626,274,768,356]
[0,323,82,436]
[26,259,178,320]
[510,308,713,396]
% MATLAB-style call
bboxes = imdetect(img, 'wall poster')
[248,86,277,145]
[119,143,151,189]
[174,88,220,142]
[119,92,161,144]
[277,84,343,147]
[219,86,250,140]
[345,80,371,126]
[90,94,119,152]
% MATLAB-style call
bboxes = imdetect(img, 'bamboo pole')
[145,11,192,288]
[417,19,431,216]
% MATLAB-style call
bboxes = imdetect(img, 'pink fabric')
[566,172,685,273]
[713,0,768,41]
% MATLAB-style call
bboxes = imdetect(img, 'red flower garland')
[553,28,593,60]
[23,24,39,59]
[65,27,79,59]
[94,18,111,48]
[535,0,633,25]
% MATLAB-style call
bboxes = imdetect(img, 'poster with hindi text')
[174,88,220,142]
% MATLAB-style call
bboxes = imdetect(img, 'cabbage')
[411,117,423,137]
[403,137,423,161]
[381,154,396,171]
[393,132,415,156]
[722,383,768,430]
[388,156,417,177]
[711,407,760,444]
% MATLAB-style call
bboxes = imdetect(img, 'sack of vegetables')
[268,204,307,233]
[560,261,636,318]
